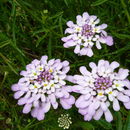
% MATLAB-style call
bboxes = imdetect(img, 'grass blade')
[115,112,122,130]
[0,53,18,75]
[48,33,52,59]
[91,0,108,6]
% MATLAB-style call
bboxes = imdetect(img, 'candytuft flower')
[62,12,113,57]
[58,114,72,129]
[67,60,130,122]
[11,56,75,120]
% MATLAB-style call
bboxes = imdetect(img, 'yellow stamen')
[94,28,98,32]
[76,28,81,32]
[109,91,112,94]
[98,93,103,96]
[115,84,119,87]
[34,85,37,88]
[51,84,54,87]
[49,69,53,73]
[44,84,47,86]
[33,72,37,76]
[39,67,43,70]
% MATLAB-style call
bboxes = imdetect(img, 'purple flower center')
[36,70,54,83]
[94,77,112,90]
[82,24,94,37]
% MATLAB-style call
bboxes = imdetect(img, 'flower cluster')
[67,60,130,122]
[11,56,75,120]
[58,114,72,129]
[11,11,129,124]
[62,12,113,57]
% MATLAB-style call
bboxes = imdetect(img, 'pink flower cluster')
[67,60,130,122]
[62,12,113,57]
[12,56,75,120]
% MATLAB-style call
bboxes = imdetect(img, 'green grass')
[0,0,130,129]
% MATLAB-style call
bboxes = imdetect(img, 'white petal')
[96,41,102,49]
[113,98,120,111]
[66,21,74,27]
[84,114,92,121]
[72,85,83,93]
[110,61,119,70]
[84,93,91,100]
[117,93,129,102]
[40,55,48,64]
[74,75,84,80]
[124,102,130,109]
[104,109,113,122]
[88,103,96,116]
[49,94,56,103]
[94,100,100,110]
[41,94,46,102]
[74,45,80,54]
[52,102,58,109]
[65,28,74,34]
[117,68,129,80]
[123,90,130,96]
[33,100,39,107]
[87,48,93,57]
[23,103,32,114]
[82,12,89,20]
[101,102,108,111]
[89,62,97,69]
[80,48,88,55]
[78,108,87,115]
[93,108,103,120]
[43,102,51,113]
[79,66,90,76]
[14,91,25,99]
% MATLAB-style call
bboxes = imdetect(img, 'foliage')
[0,0,130,129]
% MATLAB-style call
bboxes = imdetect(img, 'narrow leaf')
[91,0,108,6]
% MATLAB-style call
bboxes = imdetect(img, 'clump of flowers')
[67,59,130,122]
[58,114,72,129]
[62,12,113,57]
[11,56,75,120]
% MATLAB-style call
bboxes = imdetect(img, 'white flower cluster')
[58,114,72,129]
[67,60,130,122]
[20,56,69,95]
[62,12,113,57]
[12,56,75,121]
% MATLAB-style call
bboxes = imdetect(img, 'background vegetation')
[0,0,130,129]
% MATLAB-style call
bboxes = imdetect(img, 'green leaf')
[115,112,122,130]
[123,112,130,130]
[74,121,95,130]
[0,33,9,42]
[0,0,7,3]
[0,71,8,88]
[91,0,108,6]
[36,33,48,47]
[112,32,130,39]
[64,0,69,7]
[0,115,5,120]
[0,40,11,48]
[95,119,112,129]
[120,0,130,24]
[48,33,52,59]
[47,11,63,21]
[59,15,63,35]
[0,53,18,75]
